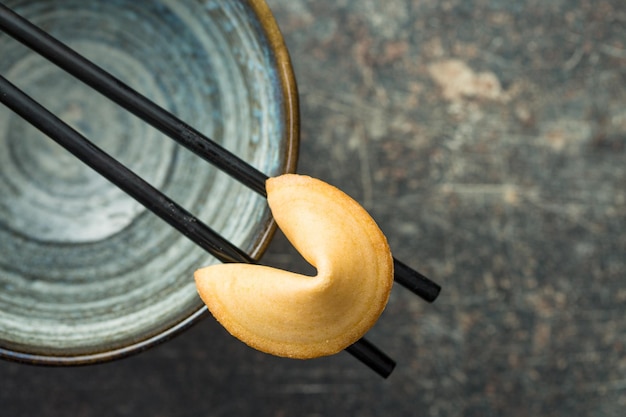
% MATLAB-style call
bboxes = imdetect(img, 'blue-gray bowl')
[0,0,299,364]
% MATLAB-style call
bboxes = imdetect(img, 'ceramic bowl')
[0,0,298,363]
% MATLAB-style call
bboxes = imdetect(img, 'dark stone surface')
[2,0,625,416]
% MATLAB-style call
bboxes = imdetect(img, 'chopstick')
[0,2,441,377]
[0,73,395,378]
[0,74,253,265]
[0,2,267,195]
[0,2,441,304]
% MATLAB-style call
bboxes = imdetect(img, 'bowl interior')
[0,0,297,362]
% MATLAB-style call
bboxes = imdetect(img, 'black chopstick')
[0,2,441,303]
[0,3,267,196]
[0,73,394,378]
[0,2,267,197]
[0,75,253,265]
[346,338,395,378]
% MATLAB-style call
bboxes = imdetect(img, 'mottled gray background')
[2,0,625,416]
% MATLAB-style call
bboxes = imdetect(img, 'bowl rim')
[0,0,300,366]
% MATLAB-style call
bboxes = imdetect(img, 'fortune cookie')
[194,174,393,359]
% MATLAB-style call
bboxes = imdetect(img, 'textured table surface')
[2,1,625,416]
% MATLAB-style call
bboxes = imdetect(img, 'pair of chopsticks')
[0,2,440,378]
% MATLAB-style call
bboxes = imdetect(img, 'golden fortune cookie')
[194,174,394,359]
